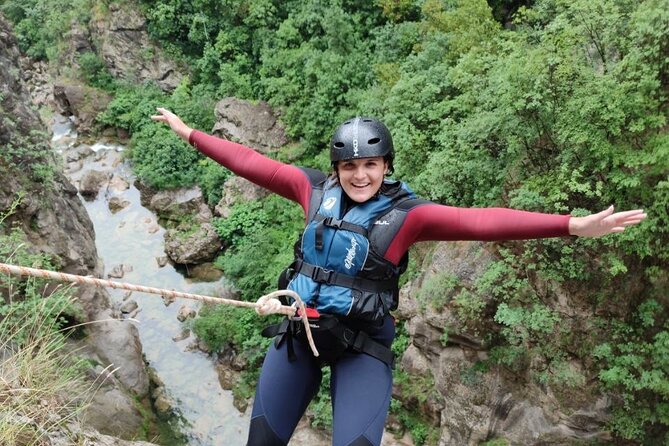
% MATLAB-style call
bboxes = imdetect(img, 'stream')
[51,114,249,445]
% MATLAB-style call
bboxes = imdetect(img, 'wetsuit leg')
[247,337,322,445]
[330,352,393,446]
[330,316,395,446]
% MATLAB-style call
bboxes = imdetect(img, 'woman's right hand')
[151,107,193,142]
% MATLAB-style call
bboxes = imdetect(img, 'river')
[52,114,249,445]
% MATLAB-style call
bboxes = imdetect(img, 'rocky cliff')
[0,13,152,443]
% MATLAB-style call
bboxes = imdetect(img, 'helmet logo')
[323,197,337,210]
[352,117,360,157]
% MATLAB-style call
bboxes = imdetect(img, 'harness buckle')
[352,330,369,352]
[312,267,334,284]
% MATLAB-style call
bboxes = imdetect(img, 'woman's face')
[336,157,388,203]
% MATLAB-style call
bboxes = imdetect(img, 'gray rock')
[90,3,184,91]
[86,314,150,397]
[52,84,112,135]
[149,185,212,224]
[82,386,145,439]
[215,176,269,218]
[108,196,130,213]
[176,305,196,322]
[164,222,223,264]
[79,169,111,198]
[212,97,288,153]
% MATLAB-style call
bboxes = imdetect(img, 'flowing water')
[51,114,249,445]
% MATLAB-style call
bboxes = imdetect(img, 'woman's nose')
[352,166,366,178]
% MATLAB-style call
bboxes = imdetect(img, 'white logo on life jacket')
[323,197,337,210]
[374,220,389,225]
[344,237,358,270]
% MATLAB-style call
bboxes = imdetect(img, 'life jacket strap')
[294,260,398,292]
[314,214,368,250]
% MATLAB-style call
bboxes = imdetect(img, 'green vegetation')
[3,0,668,442]
[0,211,86,444]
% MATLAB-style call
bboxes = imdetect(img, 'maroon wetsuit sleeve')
[189,130,312,211]
[384,204,571,264]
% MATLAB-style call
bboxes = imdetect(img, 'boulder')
[78,169,111,199]
[52,84,112,135]
[148,186,212,224]
[212,97,288,153]
[86,313,150,398]
[164,223,223,264]
[215,176,269,218]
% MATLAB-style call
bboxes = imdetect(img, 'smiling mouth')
[351,183,370,189]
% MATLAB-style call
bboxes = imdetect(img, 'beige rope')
[0,262,319,357]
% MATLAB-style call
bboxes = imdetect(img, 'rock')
[49,425,157,446]
[107,264,126,279]
[52,84,112,135]
[86,314,149,397]
[82,386,145,439]
[79,169,111,199]
[184,263,224,281]
[215,176,269,218]
[120,300,138,314]
[164,223,223,265]
[1,14,151,443]
[162,294,176,306]
[108,196,130,213]
[148,186,212,224]
[90,2,184,91]
[108,174,130,192]
[172,329,191,342]
[176,305,196,322]
[212,97,288,153]
[152,386,173,415]
[156,256,169,267]
[63,145,94,163]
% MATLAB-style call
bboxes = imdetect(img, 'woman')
[152,109,645,446]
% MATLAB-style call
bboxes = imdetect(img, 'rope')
[0,262,319,357]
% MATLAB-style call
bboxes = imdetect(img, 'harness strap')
[261,318,395,368]
[262,319,296,361]
[294,260,398,293]
[338,325,395,368]
[314,214,368,250]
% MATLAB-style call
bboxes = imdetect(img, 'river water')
[51,115,249,445]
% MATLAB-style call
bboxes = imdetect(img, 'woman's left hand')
[568,206,647,237]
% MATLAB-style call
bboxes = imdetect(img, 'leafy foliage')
[5,0,668,441]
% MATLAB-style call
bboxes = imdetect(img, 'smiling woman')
[336,157,388,202]
[151,107,646,446]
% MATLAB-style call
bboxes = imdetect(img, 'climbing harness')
[0,262,319,357]
[262,307,395,367]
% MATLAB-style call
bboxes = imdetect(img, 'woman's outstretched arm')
[151,107,316,211]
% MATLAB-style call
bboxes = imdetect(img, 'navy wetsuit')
[189,130,571,446]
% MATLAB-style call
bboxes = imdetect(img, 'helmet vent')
[334,142,345,148]
[362,119,373,122]
[368,138,380,145]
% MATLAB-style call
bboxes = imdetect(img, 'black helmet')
[330,117,394,164]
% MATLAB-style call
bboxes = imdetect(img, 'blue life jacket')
[284,177,425,323]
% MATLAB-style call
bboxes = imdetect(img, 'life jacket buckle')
[323,216,343,229]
